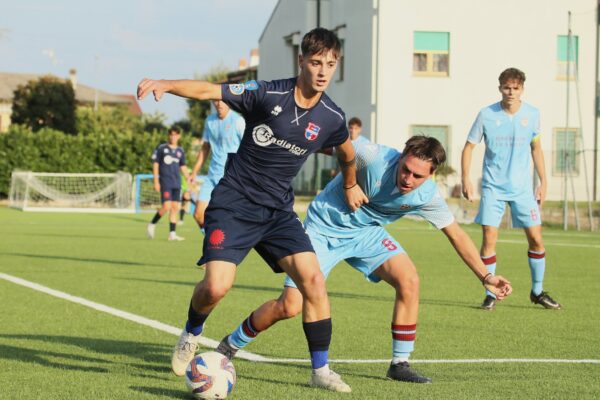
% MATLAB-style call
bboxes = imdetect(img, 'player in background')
[137,28,367,392]
[215,137,513,383]
[178,174,192,225]
[147,125,190,241]
[461,67,561,310]
[189,100,244,231]
[347,116,370,146]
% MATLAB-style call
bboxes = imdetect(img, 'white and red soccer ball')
[185,352,236,399]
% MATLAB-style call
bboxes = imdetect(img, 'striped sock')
[481,254,497,298]
[228,313,261,349]
[391,323,416,363]
[528,250,546,296]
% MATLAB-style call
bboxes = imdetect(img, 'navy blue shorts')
[161,187,181,203]
[197,183,314,272]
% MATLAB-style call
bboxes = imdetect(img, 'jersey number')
[382,238,397,251]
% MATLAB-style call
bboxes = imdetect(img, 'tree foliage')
[11,76,77,134]
[187,65,229,137]
[76,105,143,135]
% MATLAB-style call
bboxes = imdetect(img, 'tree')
[142,110,168,133]
[187,65,229,137]
[11,76,76,134]
[76,105,143,135]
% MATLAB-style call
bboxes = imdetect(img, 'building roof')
[0,72,140,114]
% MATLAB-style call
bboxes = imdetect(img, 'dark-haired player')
[138,27,367,392]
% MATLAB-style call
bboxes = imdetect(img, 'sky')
[0,0,279,123]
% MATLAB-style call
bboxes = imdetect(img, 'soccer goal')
[9,171,134,213]
[133,174,206,213]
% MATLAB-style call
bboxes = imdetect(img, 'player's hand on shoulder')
[137,78,169,102]
[484,275,513,300]
[344,184,368,212]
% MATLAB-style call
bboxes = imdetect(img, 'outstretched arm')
[461,142,476,201]
[531,138,547,206]
[335,138,368,211]
[441,221,513,299]
[137,79,222,102]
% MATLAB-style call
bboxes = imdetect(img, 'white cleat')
[171,329,201,376]
[146,223,155,239]
[168,232,185,241]
[309,370,352,393]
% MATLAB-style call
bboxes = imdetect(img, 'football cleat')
[530,291,561,309]
[215,335,238,360]
[480,295,496,311]
[309,369,352,393]
[171,329,201,376]
[168,232,185,241]
[386,361,432,384]
[146,223,155,239]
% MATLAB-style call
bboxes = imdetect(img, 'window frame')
[552,127,580,176]
[412,31,450,77]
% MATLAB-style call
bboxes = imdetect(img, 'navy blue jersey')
[151,143,186,189]
[219,78,349,210]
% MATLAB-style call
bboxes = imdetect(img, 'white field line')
[1,272,599,365]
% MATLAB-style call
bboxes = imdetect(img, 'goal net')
[9,171,134,213]
[133,174,205,213]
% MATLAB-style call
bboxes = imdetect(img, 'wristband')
[481,272,492,285]
[343,183,358,190]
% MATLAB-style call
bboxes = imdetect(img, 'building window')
[285,31,301,76]
[334,25,346,82]
[557,35,578,80]
[411,125,451,159]
[553,128,580,176]
[413,32,449,77]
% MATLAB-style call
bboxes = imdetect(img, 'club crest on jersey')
[244,80,258,90]
[521,118,529,127]
[229,84,245,95]
[305,122,321,141]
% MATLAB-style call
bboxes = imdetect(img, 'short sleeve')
[467,111,484,144]
[179,148,186,166]
[202,119,212,143]
[355,143,388,198]
[235,114,245,140]
[415,192,455,229]
[151,145,160,162]
[532,109,541,141]
[220,80,265,117]
[322,119,350,149]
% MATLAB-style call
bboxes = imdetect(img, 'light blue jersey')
[467,102,540,199]
[285,143,454,288]
[304,143,454,238]
[203,110,245,180]
[352,135,370,147]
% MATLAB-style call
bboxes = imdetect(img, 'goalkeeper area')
[0,207,598,399]
[9,171,205,214]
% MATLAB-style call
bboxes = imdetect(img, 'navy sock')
[179,208,185,220]
[151,212,161,224]
[169,222,176,232]
[186,301,209,336]
[303,318,332,369]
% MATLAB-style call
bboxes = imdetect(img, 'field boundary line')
[2,272,599,365]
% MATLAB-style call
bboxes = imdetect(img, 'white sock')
[392,356,409,364]
[313,364,330,375]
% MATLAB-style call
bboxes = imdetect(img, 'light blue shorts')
[284,225,405,288]
[475,188,542,228]
[197,176,221,202]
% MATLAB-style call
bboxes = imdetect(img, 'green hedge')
[0,125,195,197]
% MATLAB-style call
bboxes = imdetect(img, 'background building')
[259,0,599,201]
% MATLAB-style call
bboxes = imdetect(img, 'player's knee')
[295,271,326,300]
[279,297,302,319]
[398,274,420,301]
[200,281,231,304]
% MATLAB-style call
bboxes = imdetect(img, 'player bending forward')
[216,137,513,383]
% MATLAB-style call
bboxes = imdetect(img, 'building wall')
[376,0,597,200]
[258,0,598,200]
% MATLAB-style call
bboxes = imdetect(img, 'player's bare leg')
[193,200,209,231]
[168,201,184,241]
[480,225,499,309]
[172,261,236,376]
[279,252,351,393]
[375,254,431,383]
[524,226,560,309]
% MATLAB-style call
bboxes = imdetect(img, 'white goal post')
[9,171,134,213]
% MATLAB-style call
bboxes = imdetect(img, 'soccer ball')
[185,351,236,399]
